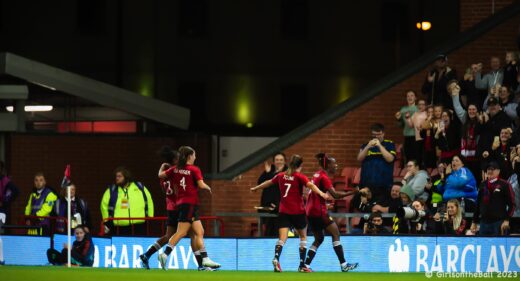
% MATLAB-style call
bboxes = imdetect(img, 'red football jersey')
[305,170,332,217]
[160,177,177,211]
[271,171,309,215]
[165,164,203,205]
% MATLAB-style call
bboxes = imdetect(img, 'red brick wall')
[460,0,514,31]
[5,134,211,234]
[208,12,520,237]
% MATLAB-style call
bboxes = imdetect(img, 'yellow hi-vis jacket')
[100,182,154,227]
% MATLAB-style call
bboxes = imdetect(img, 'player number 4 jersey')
[164,164,203,205]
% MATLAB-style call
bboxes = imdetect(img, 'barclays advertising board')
[2,235,519,272]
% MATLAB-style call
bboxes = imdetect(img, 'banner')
[1,235,519,272]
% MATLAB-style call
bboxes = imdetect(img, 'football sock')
[333,240,346,264]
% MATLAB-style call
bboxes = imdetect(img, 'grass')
[0,266,498,281]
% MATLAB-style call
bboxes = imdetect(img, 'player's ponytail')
[178,146,195,169]
[286,155,303,176]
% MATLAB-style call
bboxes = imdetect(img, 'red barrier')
[99,216,225,236]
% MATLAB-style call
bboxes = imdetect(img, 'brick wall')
[5,134,211,234]
[460,0,514,31]
[207,12,520,237]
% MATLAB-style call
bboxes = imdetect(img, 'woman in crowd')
[450,81,482,182]
[436,155,478,212]
[435,110,461,164]
[47,225,94,266]
[434,199,468,236]
[395,90,418,164]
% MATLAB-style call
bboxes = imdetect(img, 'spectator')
[507,149,520,233]
[471,162,515,236]
[460,66,486,109]
[363,212,390,235]
[434,110,461,163]
[351,187,376,213]
[433,199,467,236]
[53,183,91,234]
[395,90,417,163]
[401,160,429,201]
[257,152,287,236]
[475,57,504,99]
[47,225,94,266]
[436,155,478,212]
[0,161,19,228]
[100,167,154,236]
[357,123,396,202]
[410,199,437,234]
[497,86,518,120]
[503,51,518,91]
[409,99,427,167]
[478,97,513,159]
[24,173,57,235]
[372,183,403,213]
[422,54,457,109]
[451,82,482,182]
[426,163,447,211]
[485,128,514,179]
[420,105,439,170]
[390,184,415,234]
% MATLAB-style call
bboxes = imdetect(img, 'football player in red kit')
[157,146,220,270]
[304,153,358,272]
[251,155,329,273]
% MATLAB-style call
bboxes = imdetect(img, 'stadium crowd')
[0,52,518,269]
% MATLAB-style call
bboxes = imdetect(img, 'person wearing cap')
[478,97,513,163]
[421,54,457,109]
[471,161,515,236]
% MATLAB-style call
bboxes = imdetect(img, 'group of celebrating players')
[139,145,358,273]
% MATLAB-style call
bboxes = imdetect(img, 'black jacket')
[257,164,287,213]
[422,67,457,108]
[478,110,513,154]
[473,178,516,224]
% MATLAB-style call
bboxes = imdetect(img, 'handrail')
[99,216,225,236]
[206,2,520,180]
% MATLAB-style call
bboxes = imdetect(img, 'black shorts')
[167,210,179,227]
[177,204,199,223]
[278,213,307,230]
[308,214,334,233]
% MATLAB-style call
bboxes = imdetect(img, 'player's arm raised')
[306,181,329,200]
[251,180,274,192]
[158,163,171,179]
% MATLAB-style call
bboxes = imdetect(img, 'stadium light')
[416,21,432,31]
[6,105,54,112]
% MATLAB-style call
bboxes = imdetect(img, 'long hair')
[447,199,463,230]
[286,155,303,176]
[178,146,195,169]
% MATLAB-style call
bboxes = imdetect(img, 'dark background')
[0,0,459,135]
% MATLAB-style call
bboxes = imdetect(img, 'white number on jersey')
[283,183,292,198]
[165,180,174,195]
[180,177,187,191]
